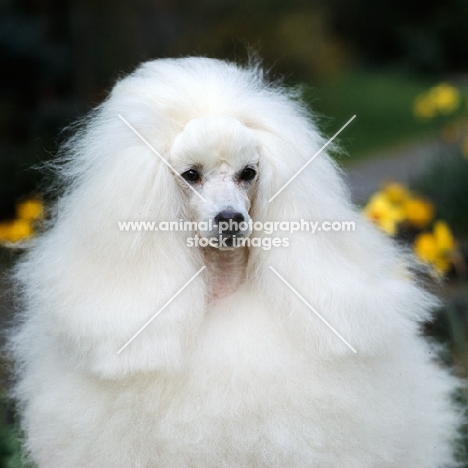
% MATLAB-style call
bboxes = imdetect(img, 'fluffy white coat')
[9,57,462,467]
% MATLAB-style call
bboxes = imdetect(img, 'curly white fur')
[9,57,462,467]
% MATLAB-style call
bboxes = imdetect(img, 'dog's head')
[35,58,384,380]
[170,116,259,249]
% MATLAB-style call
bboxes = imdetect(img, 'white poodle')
[9,57,462,467]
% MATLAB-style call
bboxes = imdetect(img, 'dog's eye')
[239,167,257,181]
[181,169,200,182]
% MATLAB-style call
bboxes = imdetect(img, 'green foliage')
[0,399,27,468]
[303,71,464,161]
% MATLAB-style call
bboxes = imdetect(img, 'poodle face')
[170,116,259,248]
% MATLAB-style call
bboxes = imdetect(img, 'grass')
[303,71,466,163]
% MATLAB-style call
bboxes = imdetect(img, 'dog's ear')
[247,129,435,357]
[14,96,207,379]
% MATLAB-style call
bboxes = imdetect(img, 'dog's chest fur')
[94,292,415,468]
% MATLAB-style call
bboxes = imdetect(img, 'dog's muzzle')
[213,209,250,248]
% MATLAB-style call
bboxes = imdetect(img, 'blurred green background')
[0,0,467,466]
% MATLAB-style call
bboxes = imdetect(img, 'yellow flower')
[16,198,44,220]
[414,232,438,264]
[364,192,405,235]
[414,220,456,275]
[0,222,12,243]
[0,220,33,244]
[382,182,410,204]
[433,220,455,253]
[403,198,434,229]
[429,83,460,114]
[413,94,436,118]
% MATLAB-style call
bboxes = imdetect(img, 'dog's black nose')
[214,210,245,236]
[214,210,245,225]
